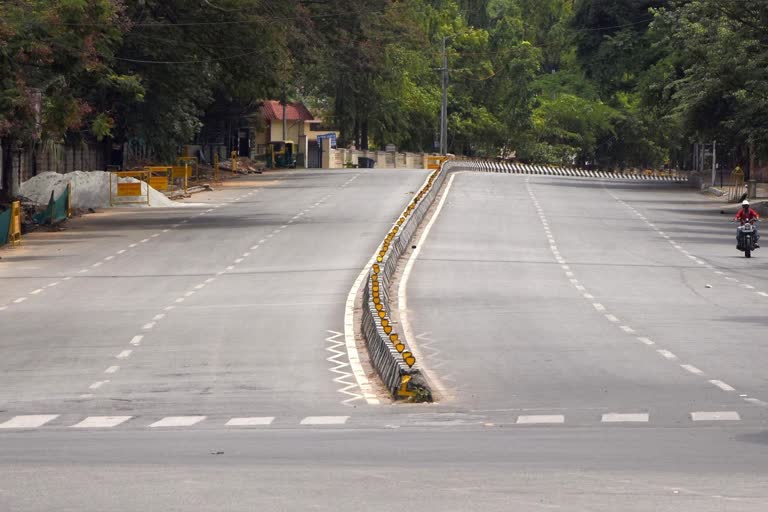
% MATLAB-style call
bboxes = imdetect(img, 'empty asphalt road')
[2,168,767,511]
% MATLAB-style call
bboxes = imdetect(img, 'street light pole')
[440,36,448,156]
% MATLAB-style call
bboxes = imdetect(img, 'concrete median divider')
[361,160,455,401]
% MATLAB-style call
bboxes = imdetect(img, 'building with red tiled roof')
[260,100,314,122]
[253,100,339,168]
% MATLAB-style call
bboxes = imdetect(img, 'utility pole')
[440,36,448,156]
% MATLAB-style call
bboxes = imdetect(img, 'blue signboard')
[316,133,337,149]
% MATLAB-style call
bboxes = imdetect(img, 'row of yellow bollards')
[369,168,443,374]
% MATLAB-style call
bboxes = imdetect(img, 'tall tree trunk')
[0,137,13,203]
[360,118,368,150]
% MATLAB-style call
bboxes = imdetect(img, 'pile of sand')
[20,171,179,209]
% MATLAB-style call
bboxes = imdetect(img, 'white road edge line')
[398,172,459,402]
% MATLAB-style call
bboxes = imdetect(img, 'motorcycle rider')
[735,199,760,248]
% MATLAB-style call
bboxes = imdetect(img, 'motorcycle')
[737,219,759,258]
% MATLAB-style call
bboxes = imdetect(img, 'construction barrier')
[426,155,450,170]
[171,165,192,194]
[32,184,71,225]
[145,166,171,192]
[0,201,23,247]
[110,170,150,206]
[177,156,199,180]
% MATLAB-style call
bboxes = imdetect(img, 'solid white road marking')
[691,411,740,421]
[709,380,735,392]
[601,413,649,423]
[13,297,27,303]
[104,366,120,374]
[30,289,43,295]
[194,284,205,290]
[657,349,677,360]
[116,350,132,359]
[151,233,160,238]
[205,278,216,284]
[680,364,704,375]
[47,282,60,287]
[71,416,132,428]
[300,416,349,425]
[184,291,195,297]
[516,415,565,425]
[226,417,275,426]
[130,335,143,346]
[150,416,206,428]
[0,415,59,429]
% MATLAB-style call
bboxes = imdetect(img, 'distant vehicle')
[268,141,296,168]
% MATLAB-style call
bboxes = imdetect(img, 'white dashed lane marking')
[226,417,275,426]
[709,380,736,392]
[300,416,350,426]
[150,416,207,428]
[516,415,565,425]
[691,411,740,421]
[601,413,649,423]
[71,416,132,428]
[0,415,59,429]
[681,364,704,376]
[657,349,677,360]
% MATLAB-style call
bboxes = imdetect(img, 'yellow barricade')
[110,170,151,206]
[177,156,198,181]
[427,155,450,170]
[172,165,191,194]
[9,201,22,246]
[145,166,171,192]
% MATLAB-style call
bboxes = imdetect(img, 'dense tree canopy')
[2,0,768,170]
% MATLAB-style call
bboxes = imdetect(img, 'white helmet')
[742,200,750,206]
